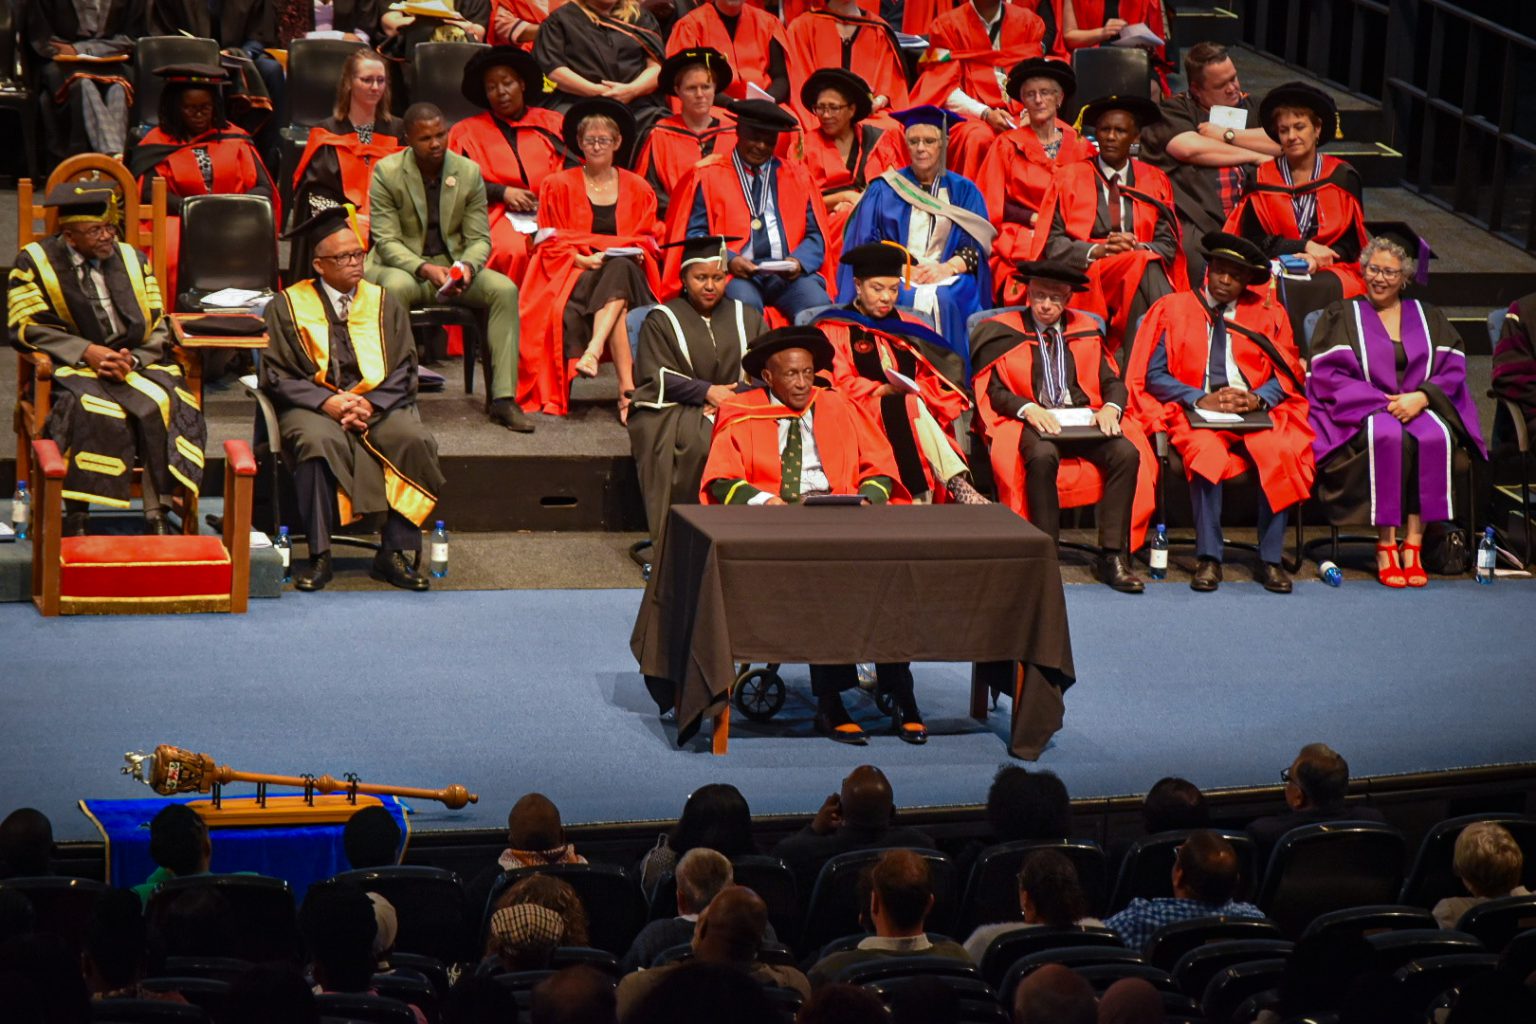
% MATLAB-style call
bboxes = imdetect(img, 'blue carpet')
[4,580,1535,843]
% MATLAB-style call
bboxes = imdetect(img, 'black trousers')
[293,458,421,556]
[809,663,914,700]
[1020,429,1140,551]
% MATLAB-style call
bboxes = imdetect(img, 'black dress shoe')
[490,398,535,433]
[63,511,90,537]
[1098,551,1145,593]
[814,697,867,745]
[1191,557,1222,592]
[294,552,333,591]
[1259,562,1293,593]
[370,549,431,591]
[144,514,173,536]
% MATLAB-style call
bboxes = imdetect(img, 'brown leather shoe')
[1191,557,1222,592]
[1259,561,1293,594]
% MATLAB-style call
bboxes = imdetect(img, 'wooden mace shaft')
[209,765,478,809]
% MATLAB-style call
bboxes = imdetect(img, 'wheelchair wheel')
[733,667,786,721]
[873,689,896,717]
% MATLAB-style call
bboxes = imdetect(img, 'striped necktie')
[779,415,803,503]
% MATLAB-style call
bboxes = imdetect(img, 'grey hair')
[1361,235,1411,272]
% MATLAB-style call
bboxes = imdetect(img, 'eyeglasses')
[811,102,851,115]
[1280,766,1294,783]
[317,250,366,266]
[67,223,116,239]
[1363,264,1403,280]
[1019,89,1061,101]
[581,136,618,148]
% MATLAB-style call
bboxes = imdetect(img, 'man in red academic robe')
[785,0,908,123]
[1035,94,1186,366]
[701,325,931,746]
[909,0,1049,181]
[666,0,789,103]
[634,48,739,220]
[1126,232,1315,594]
[972,260,1155,592]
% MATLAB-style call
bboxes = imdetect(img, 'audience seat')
[1453,893,1536,952]
[484,864,648,956]
[330,865,472,967]
[1392,952,1501,1020]
[175,194,279,313]
[624,304,656,359]
[832,954,979,986]
[313,992,417,1024]
[761,983,804,1024]
[800,848,958,954]
[1297,903,1436,944]
[976,925,1122,988]
[866,974,1006,1024]
[1075,962,1179,993]
[131,36,221,139]
[410,42,489,124]
[489,968,554,1018]
[1399,813,1536,907]
[550,946,622,975]
[0,0,40,180]
[1364,928,1484,972]
[91,1000,208,1023]
[0,876,109,952]
[647,855,800,942]
[1145,916,1285,972]
[278,37,369,208]
[1502,927,1536,982]
[999,946,1145,1006]
[653,940,795,968]
[387,952,450,996]
[1199,958,1286,1024]
[159,957,253,983]
[1256,822,1408,937]
[145,874,298,964]
[137,977,228,1015]
[1110,829,1259,912]
[960,839,1109,930]
[1170,938,1294,999]
[370,972,438,1022]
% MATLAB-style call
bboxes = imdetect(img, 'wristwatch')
[1223,128,1237,144]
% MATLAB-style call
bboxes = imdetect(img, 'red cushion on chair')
[60,535,232,599]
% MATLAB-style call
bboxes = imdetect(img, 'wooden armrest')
[31,439,65,478]
[223,439,258,476]
[20,350,55,380]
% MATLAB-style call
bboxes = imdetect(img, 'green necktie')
[779,414,803,503]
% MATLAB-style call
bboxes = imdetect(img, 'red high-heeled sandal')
[1376,542,1407,588]
[1400,542,1428,587]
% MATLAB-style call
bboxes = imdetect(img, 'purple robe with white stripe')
[1306,298,1486,526]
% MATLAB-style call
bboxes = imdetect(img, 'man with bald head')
[1012,963,1096,1024]
[622,848,779,972]
[1247,742,1385,862]
[772,766,935,895]
[616,886,809,1018]
[1103,830,1264,952]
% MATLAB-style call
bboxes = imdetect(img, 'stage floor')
[6,580,1535,843]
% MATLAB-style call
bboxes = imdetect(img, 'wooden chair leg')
[30,440,65,617]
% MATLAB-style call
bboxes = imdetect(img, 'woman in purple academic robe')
[1307,235,1486,588]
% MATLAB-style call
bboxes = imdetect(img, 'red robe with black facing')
[785,9,909,122]
[516,167,662,416]
[1223,155,1369,299]
[448,107,569,282]
[797,123,905,271]
[975,120,1096,304]
[666,2,787,101]
[633,110,738,217]
[1125,289,1316,510]
[973,308,1156,548]
[700,385,908,502]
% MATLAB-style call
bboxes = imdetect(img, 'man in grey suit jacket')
[366,102,532,431]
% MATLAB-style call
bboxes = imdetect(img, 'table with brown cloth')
[629,503,1076,757]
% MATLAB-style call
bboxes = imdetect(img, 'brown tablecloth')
[629,504,1076,757]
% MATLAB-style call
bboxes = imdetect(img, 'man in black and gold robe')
[8,183,205,536]
[262,206,445,592]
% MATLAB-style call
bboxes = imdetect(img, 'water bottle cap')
[435,520,445,529]
[278,526,289,535]
[16,480,25,488]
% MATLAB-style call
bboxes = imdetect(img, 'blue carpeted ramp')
[4,581,1535,842]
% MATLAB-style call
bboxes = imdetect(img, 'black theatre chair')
[1297,904,1437,944]
[176,194,279,312]
[313,992,417,1024]
[551,945,622,975]
[131,36,220,140]
[370,972,438,1022]
[330,865,472,967]
[0,0,41,180]
[1256,822,1407,938]
[648,855,800,944]
[1110,829,1259,912]
[977,925,1122,989]
[1170,938,1294,1000]
[0,876,110,953]
[1364,928,1484,973]
[412,305,491,408]
[483,864,648,956]
[959,839,1109,931]
[1065,47,1153,127]
[410,42,488,124]
[866,974,1007,1024]
[137,977,229,1016]
[159,957,253,983]
[1199,958,1286,1024]
[278,37,369,208]
[833,955,979,986]
[1393,953,1501,1021]
[145,874,299,964]
[1145,916,1284,972]
[1455,893,1536,952]
[800,848,959,955]
[1399,813,1536,907]
[999,946,1146,1007]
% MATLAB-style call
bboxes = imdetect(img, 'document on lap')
[1051,408,1096,428]
[755,259,799,274]
[884,367,921,395]
[1192,407,1245,424]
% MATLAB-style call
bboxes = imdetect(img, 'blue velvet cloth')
[81,794,409,901]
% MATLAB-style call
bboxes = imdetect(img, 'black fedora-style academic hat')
[1076,94,1163,131]
[460,46,547,110]
[659,47,734,97]
[801,68,874,124]
[1006,58,1075,105]
[1259,81,1340,142]
[741,325,835,378]
[1014,259,1090,292]
[1200,231,1270,279]
[563,97,638,167]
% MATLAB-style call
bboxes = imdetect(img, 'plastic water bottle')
[275,526,292,583]
[429,520,450,578]
[1148,523,1168,580]
[1316,560,1343,587]
[10,480,29,540]
[1476,526,1496,584]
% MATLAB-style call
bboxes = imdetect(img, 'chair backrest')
[21,155,165,279]
[1364,928,1484,972]
[370,972,437,1021]
[1392,952,1502,1020]
[484,864,648,956]
[176,194,279,305]
[385,952,450,996]
[132,36,221,130]
[1454,893,1536,952]
[832,954,979,986]
[977,926,1122,989]
[410,42,488,125]
[1256,822,1408,937]
[1170,939,1293,1002]
[0,876,110,952]
[1500,927,1536,984]
[760,982,803,1024]
[961,838,1109,932]
[1066,48,1153,125]
[1199,958,1286,1024]
[800,848,959,954]
[286,38,368,129]
[794,303,839,327]
[866,973,1004,1024]
[330,865,471,966]
[91,998,210,1023]
[1076,962,1179,994]
[1000,946,1145,1005]
[1400,813,1536,907]
[137,977,230,1014]
[729,855,801,942]
[1145,916,1285,972]
[1110,830,1259,913]
[550,945,622,975]
[146,874,298,964]
[626,303,657,357]
[1297,903,1437,944]
[312,992,416,1024]
[160,957,254,983]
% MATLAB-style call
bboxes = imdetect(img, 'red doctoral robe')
[487,0,568,46]
[290,124,402,248]
[448,108,569,282]
[786,9,909,123]
[634,110,738,216]
[666,2,787,101]
[516,167,663,416]
[1223,155,1369,299]
[973,308,1156,547]
[1068,0,1170,75]
[700,386,908,503]
[781,0,879,24]
[976,120,1096,304]
[1125,290,1316,510]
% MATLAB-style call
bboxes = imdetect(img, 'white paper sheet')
[884,367,921,395]
[201,287,264,307]
[755,259,798,274]
[1209,105,1247,131]
[1192,407,1244,423]
[1113,22,1165,48]
[1051,407,1095,427]
[603,246,645,259]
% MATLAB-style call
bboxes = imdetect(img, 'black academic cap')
[1006,58,1075,105]
[563,97,638,166]
[890,104,965,133]
[1076,94,1163,131]
[1259,81,1340,141]
[43,182,119,224]
[281,203,361,246]
[741,325,835,378]
[1014,259,1090,292]
[729,99,800,134]
[661,234,740,266]
[1366,220,1435,285]
[800,68,873,124]
[840,241,913,280]
[659,47,733,97]
[1200,231,1270,279]
[153,63,230,86]
[461,46,547,109]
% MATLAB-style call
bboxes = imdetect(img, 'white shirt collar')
[318,277,356,311]
[1097,158,1128,183]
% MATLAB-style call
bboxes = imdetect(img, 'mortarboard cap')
[728,99,800,134]
[890,105,965,133]
[1366,220,1435,286]
[282,202,363,247]
[43,182,120,225]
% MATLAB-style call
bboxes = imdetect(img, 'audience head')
[508,793,569,854]
[1017,850,1089,928]
[155,65,229,142]
[841,764,898,831]
[627,961,779,1024]
[796,984,890,1024]
[892,107,956,182]
[1202,232,1270,305]
[746,327,834,412]
[334,49,391,123]
[368,892,399,963]
[1006,58,1073,129]
[801,68,871,139]
[1141,778,1208,834]
[224,963,321,1024]
[494,873,590,947]
[676,848,734,916]
[1017,262,1088,331]
[1453,821,1525,898]
[0,808,53,878]
[988,766,1071,842]
[1013,963,1096,1024]
[530,965,616,1024]
[677,239,733,314]
[692,885,768,964]
[467,47,543,121]
[868,849,934,936]
[663,49,728,122]
[444,974,520,1024]
[1360,235,1411,308]
[730,100,798,168]
[159,886,236,959]
[1172,831,1241,905]
[1260,82,1335,163]
[147,804,211,877]
[669,783,755,859]
[1080,96,1160,168]
[80,889,147,995]
[343,806,402,869]
[1097,977,1165,1024]
[571,106,626,169]
[488,902,566,970]
[299,882,377,992]
[1284,742,1350,811]
[842,242,910,319]
[1184,41,1241,110]
[403,103,449,175]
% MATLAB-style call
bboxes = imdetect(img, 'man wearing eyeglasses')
[1247,743,1386,863]
[262,204,445,592]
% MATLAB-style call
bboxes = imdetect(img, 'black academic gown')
[32,0,144,160]
[532,2,666,134]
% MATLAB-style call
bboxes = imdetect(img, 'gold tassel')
[1334,112,1343,140]
[879,240,913,287]
[344,202,363,247]
[1266,273,1276,308]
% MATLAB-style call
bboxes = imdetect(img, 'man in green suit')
[366,102,533,432]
